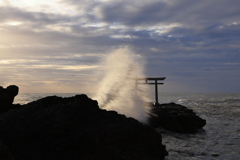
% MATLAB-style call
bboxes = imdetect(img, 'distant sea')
[14,93,240,160]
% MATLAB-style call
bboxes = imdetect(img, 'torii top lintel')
[134,77,166,81]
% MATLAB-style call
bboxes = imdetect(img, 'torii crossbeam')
[134,77,166,105]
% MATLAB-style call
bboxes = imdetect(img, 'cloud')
[73,0,240,27]
[0,0,240,92]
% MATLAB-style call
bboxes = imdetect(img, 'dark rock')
[0,94,168,160]
[0,141,14,160]
[6,85,19,98]
[0,85,19,113]
[148,102,206,133]
[211,153,220,157]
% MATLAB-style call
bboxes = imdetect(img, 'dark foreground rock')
[0,140,14,160]
[0,85,19,113]
[148,102,206,133]
[0,94,168,160]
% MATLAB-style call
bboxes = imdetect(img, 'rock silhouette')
[0,94,168,160]
[0,140,14,160]
[0,84,207,159]
[0,85,19,113]
[148,102,206,133]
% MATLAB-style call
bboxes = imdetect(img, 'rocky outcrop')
[0,141,14,160]
[0,85,19,113]
[0,95,168,160]
[148,102,206,133]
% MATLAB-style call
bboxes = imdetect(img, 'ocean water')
[14,93,240,160]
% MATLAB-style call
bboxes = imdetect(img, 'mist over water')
[93,48,151,123]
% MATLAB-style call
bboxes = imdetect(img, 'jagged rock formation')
[148,102,206,133]
[0,95,168,160]
[0,85,19,113]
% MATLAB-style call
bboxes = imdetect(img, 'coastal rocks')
[0,85,19,113]
[0,140,14,160]
[0,94,168,160]
[148,102,206,133]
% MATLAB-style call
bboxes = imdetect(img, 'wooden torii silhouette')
[134,77,166,105]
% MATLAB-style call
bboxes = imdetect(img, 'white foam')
[93,47,151,123]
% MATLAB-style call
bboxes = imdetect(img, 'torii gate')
[134,77,166,105]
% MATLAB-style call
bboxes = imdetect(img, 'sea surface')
[14,93,240,160]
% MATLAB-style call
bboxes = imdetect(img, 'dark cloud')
[91,0,240,26]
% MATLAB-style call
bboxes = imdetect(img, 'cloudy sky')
[1,0,240,93]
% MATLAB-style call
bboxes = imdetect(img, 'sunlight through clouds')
[1,0,74,15]
[0,59,98,71]
[4,21,22,26]
[20,64,99,71]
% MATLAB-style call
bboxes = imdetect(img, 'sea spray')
[94,48,151,123]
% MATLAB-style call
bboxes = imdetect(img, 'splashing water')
[93,48,151,123]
